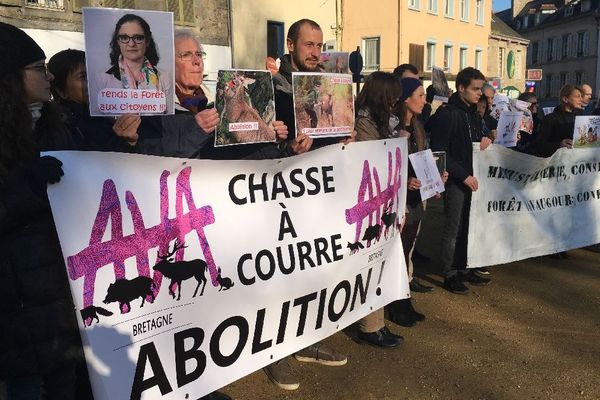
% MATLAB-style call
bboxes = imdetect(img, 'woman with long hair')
[537,84,583,157]
[390,78,447,327]
[0,23,88,400]
[353,71,405,348]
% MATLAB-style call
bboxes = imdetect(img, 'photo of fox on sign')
[45,139,409,399]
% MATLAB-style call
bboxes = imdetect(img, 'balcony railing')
[25,0,65,10]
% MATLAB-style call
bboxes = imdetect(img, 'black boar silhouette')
[103,276,155,313]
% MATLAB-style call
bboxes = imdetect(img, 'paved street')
[223,200,600,400]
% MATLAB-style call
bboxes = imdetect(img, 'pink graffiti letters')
[345,148,402,244]
[67,167,218,312]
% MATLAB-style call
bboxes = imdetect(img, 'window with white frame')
[26,0,65,9]
[459,47,468,70]
[476,0,484,24]
[475,49,482,70]
[409,0,420,10]
[515,50,522,79]
[460,0,469,20]
[427,41,436,70]
[428,0,438,13]
[499,47,505,78]
[444,45,453,71]
[444,0,454,16]
[362,37,381,71]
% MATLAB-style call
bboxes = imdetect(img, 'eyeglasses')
[23,64,49,77]
[117,34,146,44]
[177,51,206,61]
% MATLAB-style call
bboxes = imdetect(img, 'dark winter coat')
[536,106,577,157]
[430,92,482,187]
[0,164,82,379]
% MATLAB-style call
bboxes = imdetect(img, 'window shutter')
[554,37,559,60]
[583,31,590,55]
[102,0,119,8]
[182,0,195,24]
[73,0,90,12]
[567,34,572,58]
[409,43,425,73]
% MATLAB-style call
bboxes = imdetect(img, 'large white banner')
[468,145,600,267]
[46,139,408,400]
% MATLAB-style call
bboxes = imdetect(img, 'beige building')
[341,0,491,81]
[487,14,529,95]
[229,0,338,69]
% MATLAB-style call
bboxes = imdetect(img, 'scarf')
[118,56,159,89]
[175,84,208,115]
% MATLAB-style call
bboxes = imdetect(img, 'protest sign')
[292,72,354,138]
[215,70,276,147]
[490,93,510,120]
[468,145,600,267]
[46,139,408,400]
[319,52,350,73]
[543,107,555,116]
[84,8,175,116]
[409,149,445,200]
[495,111,521,147]
[432,151,446,175]
[573,116,600,148]
[431,67,451,97]
[431,95,448,114]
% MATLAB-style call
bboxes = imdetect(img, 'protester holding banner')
[515,91,540,154]
[0,22,89,400]
[430,67,492,294]
[263,18,350,391]
[353,71,406,346]
[536,85,583,157]
[96,14,172,111]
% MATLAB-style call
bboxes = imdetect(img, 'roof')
[497,0,599,32]
[491,13,526,39]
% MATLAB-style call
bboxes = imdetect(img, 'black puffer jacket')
[0,165,82,379]
[430,92,482,186]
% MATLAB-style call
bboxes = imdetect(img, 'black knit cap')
[0,22,46,75]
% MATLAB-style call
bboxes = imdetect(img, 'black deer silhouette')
[381,203,397,239]
[216,268,234,291]
[153,240,208,301]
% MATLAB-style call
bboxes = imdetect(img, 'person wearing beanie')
[388,78,448,327]
[0,22,91,400]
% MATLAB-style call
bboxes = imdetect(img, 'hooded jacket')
[430,92,483,186]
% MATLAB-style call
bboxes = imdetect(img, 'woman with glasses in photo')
[95,13,173,113]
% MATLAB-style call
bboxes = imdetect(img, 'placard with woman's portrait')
[83,7,175,116]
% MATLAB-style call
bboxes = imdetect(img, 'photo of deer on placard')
[319,52,350,73]
[215,69,276,147]
[292,72,354,138]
